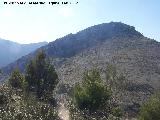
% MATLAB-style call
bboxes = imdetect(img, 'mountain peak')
[43,22,144,59]
[77,22,143,39]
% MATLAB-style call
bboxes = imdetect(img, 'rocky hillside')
[1,22,160,117]
[2,22,143,73]
[0,39,47,68]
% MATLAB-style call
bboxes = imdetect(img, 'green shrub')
[73,69,111,112]
[9,68,25,89]
[25,50,58,100]
[105,64,127,91]
[138,94,160,120]
[0,50,59,120]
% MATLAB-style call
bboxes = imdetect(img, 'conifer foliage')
[25,50,58,100]
[9,68,25,89]
[138,93,160,120]
[0,50,59,120]
[73,69,111,112]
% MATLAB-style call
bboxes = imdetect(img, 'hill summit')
[45,22,143,58]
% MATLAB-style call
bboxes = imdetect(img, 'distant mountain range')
[0,39,47,68]
[1,22,160,116]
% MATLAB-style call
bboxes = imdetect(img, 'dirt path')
[58,102,70,120]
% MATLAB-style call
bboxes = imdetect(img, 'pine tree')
[9,68,25,89]
[73,69,111,112]
[25,50,58,100]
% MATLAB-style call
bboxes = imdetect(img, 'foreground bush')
[70,69,112,119]
[25,50,58,100]
[74,69,111,111]
[0,84,59,120]
[0,50,59,120]
[9,68,25,89]
[138,93,160,120]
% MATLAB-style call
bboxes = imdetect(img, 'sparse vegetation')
[0,84,59,120]
[0,50,59,120]
[138,93,160,120]
[70,64,126,120]
[105,64,127,92]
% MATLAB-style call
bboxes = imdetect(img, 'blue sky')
[0,0,160,44]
